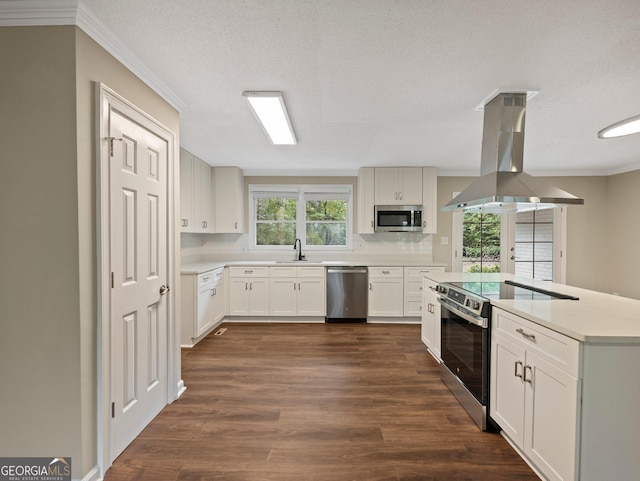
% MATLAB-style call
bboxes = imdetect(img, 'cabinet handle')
[428,285,437,291]
[298,282,301,290]
[419,286,423,291]
[294,283,297,291]
[210,288,215,297]
[419,305,422,310]
[399,192,403,200]
[369,283,372,291]
[514,360,523,379]
[523,365,533,384]
[250,282,253,291]
[245,282,248,291]
[382,270,390,274]
[235,222,238,230]
[245,270,253,274]
[423,221,426,227]
[516,328,536,341]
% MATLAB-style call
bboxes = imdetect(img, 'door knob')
[159,285,170,296]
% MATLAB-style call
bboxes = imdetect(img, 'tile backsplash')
[181,232,433,264]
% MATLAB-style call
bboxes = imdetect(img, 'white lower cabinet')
[491,307,580,481]
[228,267,269,315]
[269,266,325,316]
[368,267,404,317]
[421,277,441,361]
[404,266,444,316]
[181,267,225,347]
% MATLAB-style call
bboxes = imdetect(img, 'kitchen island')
[422,272,640,481]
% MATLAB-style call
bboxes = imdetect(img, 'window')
[462,212,501,273]
[255,195,298,246]
[250,185,352,249]
[451,198,567,282]
[514,209,554,281]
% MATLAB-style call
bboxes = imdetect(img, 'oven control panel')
[438,283,490,318]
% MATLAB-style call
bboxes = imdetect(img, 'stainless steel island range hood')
[442,92,584,212]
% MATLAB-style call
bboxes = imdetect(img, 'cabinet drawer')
[298,266,325,278]
[404,266,445,279]
[211,267,224,286]
[369,267,403,278]
[270,266,297,277]
[229,266,269,278]
[493,308,580,376]
[405,280,423,296]
[198,271,214,287]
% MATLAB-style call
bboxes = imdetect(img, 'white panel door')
[109,109,169,460]
[270,278,297,316]
[298,278,325,316]
[524,351,580,481]
[368,279,403,316]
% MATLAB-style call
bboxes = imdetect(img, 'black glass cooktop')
[449,280,579,301]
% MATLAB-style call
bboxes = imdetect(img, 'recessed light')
[242,91,297,145]
[598,114,640,139]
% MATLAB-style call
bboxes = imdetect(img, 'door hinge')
[111,402,115,418]
[104,137,123,157]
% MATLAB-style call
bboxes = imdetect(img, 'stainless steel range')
[436,280,578,431]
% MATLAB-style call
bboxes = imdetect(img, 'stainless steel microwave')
[374,205,423,232]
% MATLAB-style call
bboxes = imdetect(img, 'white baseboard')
[176,379,187,399]
[367,317,420,324]
[77,465,101,481]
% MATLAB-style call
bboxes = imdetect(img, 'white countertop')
[181,258,446,275]
[423,272,640,344]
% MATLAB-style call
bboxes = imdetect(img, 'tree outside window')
[305,200,347,246]
[255,197,297,245]
[463,212,501,273]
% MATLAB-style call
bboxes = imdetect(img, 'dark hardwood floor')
[105,322,539,481]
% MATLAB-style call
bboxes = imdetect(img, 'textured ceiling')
[81,0,640,176]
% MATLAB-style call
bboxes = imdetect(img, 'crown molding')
[0,0,187,111]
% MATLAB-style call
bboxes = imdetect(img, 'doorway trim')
[96,83,182,475]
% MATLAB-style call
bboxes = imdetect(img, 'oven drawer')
[492,307,580,376]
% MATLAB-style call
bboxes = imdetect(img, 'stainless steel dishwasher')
[325,266,368,322]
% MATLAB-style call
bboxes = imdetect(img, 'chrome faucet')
[293,238,305,261]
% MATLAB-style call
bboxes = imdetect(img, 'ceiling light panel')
[598,114,640,139]
[243,91,297,145]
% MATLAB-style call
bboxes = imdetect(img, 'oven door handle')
[438,298,488,328]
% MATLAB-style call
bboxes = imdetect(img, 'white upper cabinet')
[422,167,437,234]
[357,167,375,234]
[214,166,244,233]
[179,149,194,231]
[197,159,214,233]
[374,167,423,205]
[180,149,214,233]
